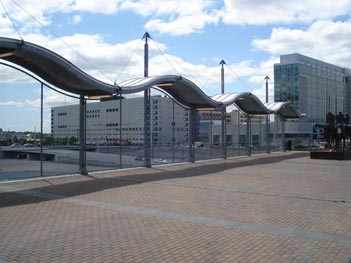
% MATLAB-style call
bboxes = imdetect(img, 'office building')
[51,96,190,145]
[274,53,351,123]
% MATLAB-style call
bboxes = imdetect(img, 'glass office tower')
[274,53,351,123]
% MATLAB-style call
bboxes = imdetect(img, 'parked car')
[134,156,144,161]
[23,143,34,147]
[10,143,21,147]
[194,141,204,147]
[155,158,168,164]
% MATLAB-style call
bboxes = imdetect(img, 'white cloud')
[144,14,215,36]
[71,15,82,25]
[0,88,76,110]
[2,0,349,38]
[121,0,220,35]
[0,31,258,99]
[72,0,122,14]
[0,100,23,107]
[252,20,351,68]
[0,63,37,83]
[0,0,75,34]
[222,0,351,25]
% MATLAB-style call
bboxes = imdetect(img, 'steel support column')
[266,114,271,153]
[144,90,151,167]
[172,100,175,163]
[119,97,122,169]
[188,108,196,162]
[221,107,227,159]
[79,95,87,175]
[210,110,213,159]
[220,60,227,159]
[282,117,286,152]
[143,32,151,167]
[265,76,271,154]
[246,114,251,156]
[40,83,43,176]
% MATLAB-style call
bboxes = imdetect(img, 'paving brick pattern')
[0,152,351,262]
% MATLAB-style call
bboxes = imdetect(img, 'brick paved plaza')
[0,152,350,262]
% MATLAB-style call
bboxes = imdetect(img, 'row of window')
[87,109,100,114]
[106,123,119,127]
[106,108,119,112]
[58,112,67,116]
[87,115,100,118]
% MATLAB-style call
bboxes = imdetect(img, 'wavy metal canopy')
[117,76,221,109]
[265,102,303,119]
[0,37,118,96]
[0,37,302,118]
[117,77,274,113]
[211,93,272,114]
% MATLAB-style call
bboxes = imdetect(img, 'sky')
[0,0,350,132]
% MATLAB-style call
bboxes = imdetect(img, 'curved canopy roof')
[211,93,272,114]
[118,76,221,109]
[117,77,273,114]
[265,102,303,119]
[0,37,302,118]
[0,37,118,96]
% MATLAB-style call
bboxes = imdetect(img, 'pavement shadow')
[0,152,308,208]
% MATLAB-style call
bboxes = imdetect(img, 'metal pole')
[220,60,225,94]
[265,76,270,154]
[265,76,269,104]
[282,117,286,152]
[238,110,240,155]
[222,107,227,159]
[40,83,43,176]
[267,114,271,153]
[79,95,87,175]
[143,32,151,168]
[189,108,195,162]
[210,110,213,159]
[220,60,227,159]
[246,114,251,156]
[172,100,175,163]
[119,97,122,169]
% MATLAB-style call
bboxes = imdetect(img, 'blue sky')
[0,0,350,132]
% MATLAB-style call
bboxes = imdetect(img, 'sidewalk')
[0,152,350,262]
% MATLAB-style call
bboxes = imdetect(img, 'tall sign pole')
[143,32,151,167]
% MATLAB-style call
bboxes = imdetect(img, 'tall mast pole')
[265,76,270,103]
[220,60,227,159]
[143,32,151,167]
[265,76,270,153]
[220,60,226,94]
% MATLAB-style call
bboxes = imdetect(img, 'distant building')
[227,109,265,124]
[199,109,265,124]
[274,53,351,123]
[51,96,190,145]
[197,109,267,146]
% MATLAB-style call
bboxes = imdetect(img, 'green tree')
[69,136,78,145]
